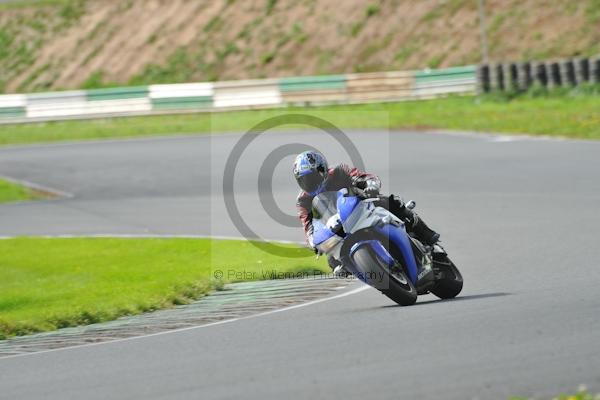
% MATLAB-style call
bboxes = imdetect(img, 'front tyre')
[431,255,463,299]
[352,246,417,306]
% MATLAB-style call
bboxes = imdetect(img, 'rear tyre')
[431,255,463,299]
[352,246,417,306]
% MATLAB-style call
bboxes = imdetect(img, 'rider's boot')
[411,214,440,246]
[387,195,440,246]
[328,256,351,278]
[410,235,435,292]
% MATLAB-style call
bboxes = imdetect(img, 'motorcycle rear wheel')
[351,246,417,306]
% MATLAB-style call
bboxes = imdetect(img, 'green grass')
[0,178,44,203]
[365,4,380,18]
[0,237,328,339]
[511,389,599,400]
[0,0,74,10]
[1,93,600,146]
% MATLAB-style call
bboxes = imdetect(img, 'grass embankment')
[0,178,45,203]
[1,94,599,147]
[2,0,600,93]
[0,237,328,339]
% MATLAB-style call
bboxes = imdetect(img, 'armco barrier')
[0,66,477,124]
[413,66,477,98]
[0,94,26,119]
[279,75,347,105]
[346,71,413,102]
[149,83,214,110]
[214,79,281,108]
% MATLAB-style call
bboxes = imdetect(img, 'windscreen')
[311,191,339,222]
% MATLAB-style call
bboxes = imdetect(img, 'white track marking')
[0,285,369,360]
[0,234,303,244]
[0,174,74,198]
[0,129,595,154]
[426,129,600,143]
[489,135,522,142]
[0,134,202,152]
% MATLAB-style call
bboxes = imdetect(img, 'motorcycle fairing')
[350,239,395,266]
[312,219,335,245]
[315,189,419,285]
[336,190,360,222]
[375,224,419,284]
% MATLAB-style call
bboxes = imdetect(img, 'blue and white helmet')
[293,151,328,195]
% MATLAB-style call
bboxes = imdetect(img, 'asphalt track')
[0,130,599,399]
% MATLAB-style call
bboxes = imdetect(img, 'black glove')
[363,180,380,198]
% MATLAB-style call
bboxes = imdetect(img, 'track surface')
[1,130,599,399]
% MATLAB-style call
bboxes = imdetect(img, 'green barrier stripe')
[87,86,149,101]
[415,66,476,83]
[151,96,213,109]
[0,106,26,118]
[279,75,346,92]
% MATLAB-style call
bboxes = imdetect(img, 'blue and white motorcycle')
[312,189,463,306]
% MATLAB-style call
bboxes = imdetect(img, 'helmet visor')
[296,170,324,193]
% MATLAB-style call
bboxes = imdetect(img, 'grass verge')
[1,94,600,146]
[0,178,46,203]
[511,389,599,400]
[0,237,327,339]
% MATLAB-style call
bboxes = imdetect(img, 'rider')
[293,150,440,254]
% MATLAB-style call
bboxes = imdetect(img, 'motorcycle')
[312,189,463,306]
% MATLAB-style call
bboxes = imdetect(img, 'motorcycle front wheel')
[431,255,463,299]
[351,246,417,306]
